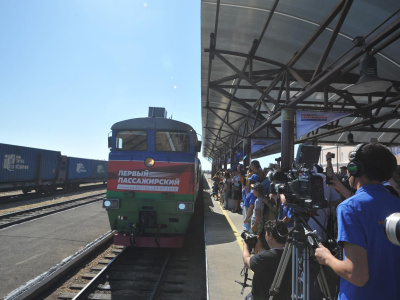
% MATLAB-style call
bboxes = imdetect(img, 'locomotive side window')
[116,130,147,151]
[155,131,189,152]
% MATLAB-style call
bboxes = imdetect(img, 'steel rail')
[149,249,172,300]
[8,230,115,300]
[0,184,106,205]
[71,245,127,300]
[0,192,106,229]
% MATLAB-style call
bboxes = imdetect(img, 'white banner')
[296,111,350,139]
[251,139,279,154]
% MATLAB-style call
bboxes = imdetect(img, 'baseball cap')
[249,174,260,182]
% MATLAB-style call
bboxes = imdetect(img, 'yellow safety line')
[206,176,245,251]
[218,202,255,276]
[218,202,244,252]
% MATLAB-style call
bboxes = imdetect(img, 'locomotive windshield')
[155,131,189,152]
[116,130,147,151]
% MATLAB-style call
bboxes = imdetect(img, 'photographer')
[309,164,341,242]
[315,143,400,299]
[242,220,292,300]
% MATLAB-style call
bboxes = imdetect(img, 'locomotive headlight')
[144,157,155,167]
[177,202,194,212]
[103,198,120,209]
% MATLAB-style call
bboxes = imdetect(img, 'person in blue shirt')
[260,169,271,197]
[278,193,294,229]
[315,143,400,300]
[243,174,259,231]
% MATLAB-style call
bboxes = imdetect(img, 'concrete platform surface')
[204,176,252,300]
[0,201,110,298]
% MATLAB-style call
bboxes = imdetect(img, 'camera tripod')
[235,265,252,294]
[269,215,332,300]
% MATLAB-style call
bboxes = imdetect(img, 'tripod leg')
[292,244,298,300]
[304,247,309,300]
[317,266,332,300]
[269,241,292,300]
[235,265,252,295]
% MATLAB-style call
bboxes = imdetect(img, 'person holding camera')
[315,143,400,300]
[242,220,292,300]
[309,163,341,242]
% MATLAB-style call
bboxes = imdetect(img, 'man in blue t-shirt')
[243,174,259,231]
[315,143,400,300]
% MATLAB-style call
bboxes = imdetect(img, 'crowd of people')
[210,142,400,300]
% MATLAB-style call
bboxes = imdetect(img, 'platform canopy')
[201,0,400,162]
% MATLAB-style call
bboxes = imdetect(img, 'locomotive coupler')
[128,223,137,247]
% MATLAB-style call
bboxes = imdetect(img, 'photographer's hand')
[315,242,369,287]
[242,241,251,268]
[315,243,333,265]
[326,152,334,161]
[328,173,352,199]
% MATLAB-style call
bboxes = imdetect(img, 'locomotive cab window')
[155,131,189,152]
[116,130,147,151]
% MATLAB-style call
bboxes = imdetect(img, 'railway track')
[4,231,114,300]
[0,192,106,229]
[4,185,207,300]
[58,247,178,300]
[0,184,107,205]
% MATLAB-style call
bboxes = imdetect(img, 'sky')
[0,1,281,171]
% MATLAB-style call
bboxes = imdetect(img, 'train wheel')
[43,185,51,194]
[36,186,45,194]
[22,188,31,194]
[50,185,57,193]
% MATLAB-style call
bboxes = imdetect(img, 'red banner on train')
[107,161,194,194]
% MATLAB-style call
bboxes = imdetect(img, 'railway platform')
[204,177,252,300]
[0,201,110,299]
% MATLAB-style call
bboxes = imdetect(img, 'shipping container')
[66,157,93,181]
[91,160,108,181]
[0,143,61,188]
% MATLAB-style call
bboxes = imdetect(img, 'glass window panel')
[116,130,147,151]
[155,131,189,152]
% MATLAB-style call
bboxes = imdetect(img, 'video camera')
[241,230,258,249]
[271,144,327,210]
[385,213,400,246]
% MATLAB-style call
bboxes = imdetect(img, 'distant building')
[319,145,354,173]
[319,144,400,173]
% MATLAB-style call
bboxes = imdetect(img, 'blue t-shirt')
[337,184,400,300]
[279,204,294,227]
[244,190,256,208]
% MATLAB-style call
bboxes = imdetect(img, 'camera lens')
[384,213,400,246]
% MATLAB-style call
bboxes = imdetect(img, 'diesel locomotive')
[104,107,202,248]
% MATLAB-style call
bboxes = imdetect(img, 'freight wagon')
[0,143,108,194]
